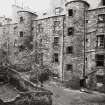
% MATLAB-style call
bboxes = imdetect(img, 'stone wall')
[64,1,89,81]
[33,15,65,78]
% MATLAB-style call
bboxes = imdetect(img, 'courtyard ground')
[44,80,105,105]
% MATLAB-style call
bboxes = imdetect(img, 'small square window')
[68,9,73,16]
[68,27,74,36]
[54,37,59,45]
[66,64,73,71]
[66,46,73,54]
[18,45,25,52]
[53,53,59,63]
[20,31,23,37]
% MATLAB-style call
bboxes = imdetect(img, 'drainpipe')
[62,16,65,83]
[83,4,86,78]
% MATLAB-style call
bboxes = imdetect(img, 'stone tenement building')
[0,0,105,91]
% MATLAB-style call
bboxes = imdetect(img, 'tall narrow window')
[53,53,59,63]
[96,54,104,66]
[54,37,59,45]
[66,46,73,54]
[20,31,23,37]
[37,24,43,32]
[68,9,73,16]
[97,35,105,48]
[68,27,74,36]
[66,64,73,71]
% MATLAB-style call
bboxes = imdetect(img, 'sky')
[0,0,100,17]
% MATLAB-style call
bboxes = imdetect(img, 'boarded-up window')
[96,54,104,66]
